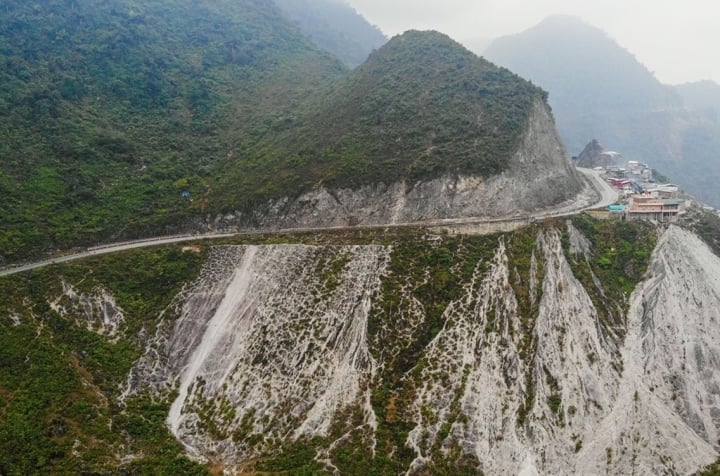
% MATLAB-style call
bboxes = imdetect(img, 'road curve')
[576,167,620,210]
[0,167,617,277]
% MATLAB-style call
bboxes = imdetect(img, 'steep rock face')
[575,139,621,168]
[130,245,389,464]
[213,99,585,230]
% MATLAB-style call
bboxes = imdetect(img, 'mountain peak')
[281,28,548,185]
[484,16,682,151]
[536,14,596,29]
[486,15,659,82]
[213,27,583,227]
[576,139,621,168]
[367,29,474,65]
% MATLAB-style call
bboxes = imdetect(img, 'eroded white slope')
[126,225,720,474]
[405,229,619,475]
[402,226,720,475]
[166,246,260,436]
[50,281,125,338]
[522,229,621,475]
[405,239,527,471]
[578,226,720,475]
[141,245,389,466]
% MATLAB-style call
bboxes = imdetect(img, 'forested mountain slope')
[212,30,584,230]
[1,4,584,264]
[0,0,345,263]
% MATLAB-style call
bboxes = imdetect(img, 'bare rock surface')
[50,281,125,338]
[577,226,720,475]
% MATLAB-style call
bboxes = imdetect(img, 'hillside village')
[575,139,688,222]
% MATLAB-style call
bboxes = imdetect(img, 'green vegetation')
[0,246,206,474]
[218,30,544,211]
[652,169,672,184]
[255,440,327,474]
[564,215,657,344]
[0,0,344,263]
[699,458,720,476]
[365,233,501,473]
[504,226,545,426]
[316,249,351,294]
[1,4,545,264]
[682,206,720,258]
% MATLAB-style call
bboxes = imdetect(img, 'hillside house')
[609,178,632,189]
[627,194,683,222]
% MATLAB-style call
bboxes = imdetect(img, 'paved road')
[0,167,617,277]
[576,167,620,209]
[0,234,236,277]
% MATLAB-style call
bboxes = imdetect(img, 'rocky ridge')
[575,139,621,169]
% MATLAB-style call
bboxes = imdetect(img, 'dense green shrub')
[0,246,206,473]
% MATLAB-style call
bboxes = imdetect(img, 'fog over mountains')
[676,80,720,117]
[275,0,387,67]
[484,15,720,207]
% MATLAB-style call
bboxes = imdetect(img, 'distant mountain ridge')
[485,15,681,118]
[484,15,720,208]
[676,80,720,117]
[274,0,387,67]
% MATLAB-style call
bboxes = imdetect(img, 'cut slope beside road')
[0,168,615,278]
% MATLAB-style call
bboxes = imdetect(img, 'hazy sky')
[345,0,719,85]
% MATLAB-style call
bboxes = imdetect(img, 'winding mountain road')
[577,166,620,210]
[0,168,617,277]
